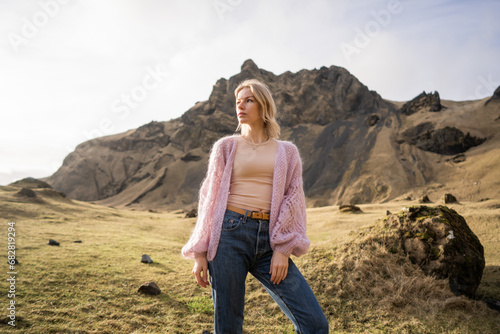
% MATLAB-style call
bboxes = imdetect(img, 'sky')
[0,0,499,186]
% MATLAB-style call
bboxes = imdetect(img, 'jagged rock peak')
[400,91,442,115]
[241,59,259,72]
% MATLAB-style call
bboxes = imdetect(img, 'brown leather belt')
[226,205,270,220]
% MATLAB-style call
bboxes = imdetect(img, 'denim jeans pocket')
[221,216,243,231]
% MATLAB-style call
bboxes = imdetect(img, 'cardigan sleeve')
[271,144,310,257]
[181,139,225,259]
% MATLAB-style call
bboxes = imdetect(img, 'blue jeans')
[208,209,329,334]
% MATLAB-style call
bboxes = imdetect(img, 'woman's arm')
[270,144,310,258]
[181,139,226,259]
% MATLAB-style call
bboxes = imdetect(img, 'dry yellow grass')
[0,186,498,333]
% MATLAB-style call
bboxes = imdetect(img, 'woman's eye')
[247,99,252,103]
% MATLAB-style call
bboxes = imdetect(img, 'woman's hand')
[270,251,289,285]
[192,254,210,288]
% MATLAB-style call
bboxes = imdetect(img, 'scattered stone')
[382,205,485,297]
[185,208,198,218]
[138,282,161,295]
[386,210,392,215]
[339,205,362,213]
[7,259,19,265]
[74,240,83,243]
[141,254,153,264]
[404,195,413,201]
[484,298,500,311]
[48,239,60,246]
[419,195,432,203]
[444,193,458,204]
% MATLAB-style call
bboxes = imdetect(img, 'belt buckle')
[249,211,261,220]
[252,211,269,220]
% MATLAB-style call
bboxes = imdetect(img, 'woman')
[182,79,328,334]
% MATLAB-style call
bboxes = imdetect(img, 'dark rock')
[419,195,432,203]
[386,210,392,215]
[74,240,83,243]
[141,254,153,264]
[185,208,198,218]
[444,193,458,204]
[384,205,485,297]
[367,114,380,126]
[138,282,161,295]
[399,91,442,115]
[16,188,36,198]
[339,205,362,213]
[485,85,500,106]
[401,123,486,155]
[404,195,413,201]
[7,258,19,265]
[181,152,202,162]
[48,239,60,246]
[483,298,500,311]
[446,153,466,163]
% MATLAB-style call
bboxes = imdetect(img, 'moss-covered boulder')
[380,205,484,297]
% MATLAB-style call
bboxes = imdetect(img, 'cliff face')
[43,60,500,209]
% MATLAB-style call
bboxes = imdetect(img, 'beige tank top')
[226,136,278,212]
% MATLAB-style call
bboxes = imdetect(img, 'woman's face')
[236,87,263,128]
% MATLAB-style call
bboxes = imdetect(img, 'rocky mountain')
[42,60,500,210]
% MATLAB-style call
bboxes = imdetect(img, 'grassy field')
[0,186,499,333]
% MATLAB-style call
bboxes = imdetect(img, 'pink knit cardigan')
[181,135,310,261]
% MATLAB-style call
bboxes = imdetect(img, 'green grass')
[0,186,499,333]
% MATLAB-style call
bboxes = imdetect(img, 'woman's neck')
[240,125,268,144]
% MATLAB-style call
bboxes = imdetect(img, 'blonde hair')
[234,79,280,139]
